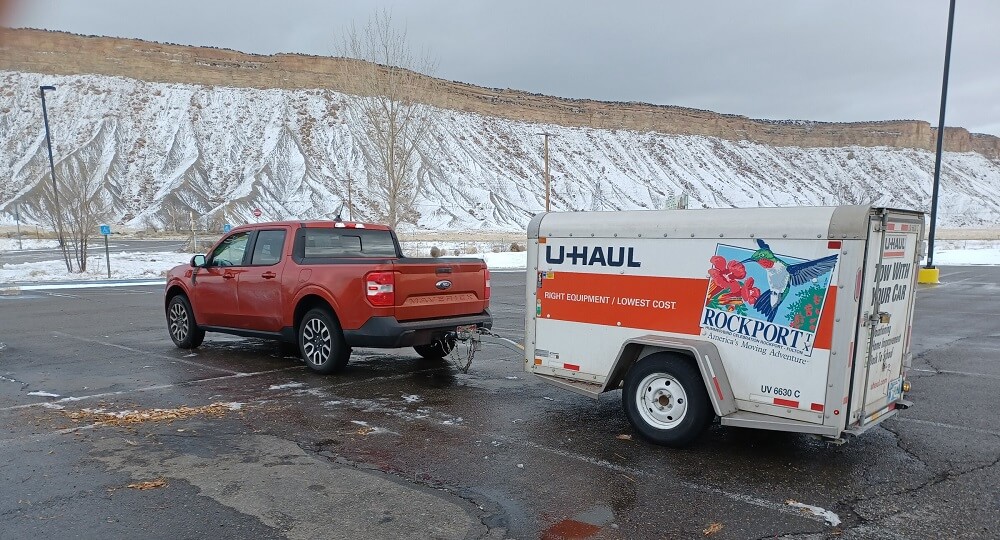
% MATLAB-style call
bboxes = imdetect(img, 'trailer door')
[850,212,921,427]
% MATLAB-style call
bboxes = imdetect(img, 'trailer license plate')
[887,377,903,402]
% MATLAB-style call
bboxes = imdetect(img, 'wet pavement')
[0,268,998,539]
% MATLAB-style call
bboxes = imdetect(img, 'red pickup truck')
[164,220,492,373]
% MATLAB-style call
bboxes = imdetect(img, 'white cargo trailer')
[525,206,922,447]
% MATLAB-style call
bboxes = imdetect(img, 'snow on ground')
[0,251,193,284]
[2,241,998,285]
[0,238,60,250]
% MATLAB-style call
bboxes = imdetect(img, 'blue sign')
[99,224,111,235]
[223,223,232,233]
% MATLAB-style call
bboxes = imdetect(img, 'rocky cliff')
[1,28,999,231]
[3,28,997,157]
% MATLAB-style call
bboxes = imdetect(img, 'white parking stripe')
[491,435,831,524]
[891,417,1000,438]
[911,368,1000,380]
[52,332,240,375]
[0,366,303,413]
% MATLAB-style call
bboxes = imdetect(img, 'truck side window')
[209,232,250,267]
[251,230,286,265]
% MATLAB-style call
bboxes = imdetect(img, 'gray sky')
[9,0,1000,135]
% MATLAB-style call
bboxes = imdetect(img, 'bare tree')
[832,179,876,206]
[341,9,437,228]
[39,165,110,273]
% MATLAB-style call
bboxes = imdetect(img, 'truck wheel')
[298,308,349,374]
[622,353,711,447]
[166,295,205,349]
[413,335,457,359]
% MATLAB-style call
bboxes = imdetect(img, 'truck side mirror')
[190,254,207,268]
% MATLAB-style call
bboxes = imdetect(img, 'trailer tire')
[622,353,711,447]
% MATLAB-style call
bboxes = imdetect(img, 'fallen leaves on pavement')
[127,478,167,490]
[65,402,240,427]
[703,522,724,536]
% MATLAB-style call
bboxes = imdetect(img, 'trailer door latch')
[866,312,890,326]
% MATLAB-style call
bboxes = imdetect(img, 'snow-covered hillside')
[2,70,999,231]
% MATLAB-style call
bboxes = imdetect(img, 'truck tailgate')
[392,258,488,321]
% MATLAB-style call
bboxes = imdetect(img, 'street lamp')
[920,0,956,285]
[39,84,69,270]
[537,132,555,212]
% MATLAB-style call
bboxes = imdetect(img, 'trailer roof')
[528,205,889,241]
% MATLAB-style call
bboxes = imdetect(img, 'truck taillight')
[484,269,491,301]
[365,271,395,306]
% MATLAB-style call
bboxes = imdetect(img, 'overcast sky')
[8,0,1000,135]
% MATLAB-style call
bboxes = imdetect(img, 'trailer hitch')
[443,326,526,374]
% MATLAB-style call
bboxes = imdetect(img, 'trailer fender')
[603,335,738,417]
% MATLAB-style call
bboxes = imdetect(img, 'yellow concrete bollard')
[917,267,940,284]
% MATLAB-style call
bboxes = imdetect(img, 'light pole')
[40,84,70,272]
[920,0,956,285]
[538,132,554,212]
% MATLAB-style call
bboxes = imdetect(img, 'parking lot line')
[891,417,1000,438]
[0,366,304,413]
[52,331,242,375]
[911,367,1000,380]
[496,435,831,525]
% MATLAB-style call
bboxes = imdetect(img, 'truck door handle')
[262,272,277,280]
[223,272,236,280]
[436,267,452,274]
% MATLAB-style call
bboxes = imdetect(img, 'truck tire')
[622,353,712,447]
[413,335,457,359]
[166,294,205,349]
[298,308,350,374]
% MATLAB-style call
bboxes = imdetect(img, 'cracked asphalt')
[1,267,998,539]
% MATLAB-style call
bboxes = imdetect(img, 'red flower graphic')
[707,257,761,310]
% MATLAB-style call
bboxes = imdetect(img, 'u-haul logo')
[883,235,906,258]
[545,245,641,267]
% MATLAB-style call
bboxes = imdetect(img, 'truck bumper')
[343,310,492,348]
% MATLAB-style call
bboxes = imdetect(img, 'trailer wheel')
[622,353,712,447]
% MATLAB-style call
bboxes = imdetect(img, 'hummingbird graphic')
[745,239,838,323]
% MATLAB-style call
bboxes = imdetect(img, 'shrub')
[430,246,441,257]
[509,242,524,252]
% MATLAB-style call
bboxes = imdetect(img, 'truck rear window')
[299,228,399,259]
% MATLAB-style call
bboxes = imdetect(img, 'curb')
[0,287,21,296]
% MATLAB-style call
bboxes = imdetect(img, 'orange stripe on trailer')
[563,363,580,371]
[538,272,707,336]
[813,287,837,351]
[774,398,799,408]
[712,377,724,401]
[810,403,824,412]
[537,272,838,351]
[533,358,543,365]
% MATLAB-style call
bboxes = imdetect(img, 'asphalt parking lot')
[1,268,998,539]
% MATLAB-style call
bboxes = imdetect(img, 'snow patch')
[268,382,305,390]
[27,391,60,398]
[785,500,841,526]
